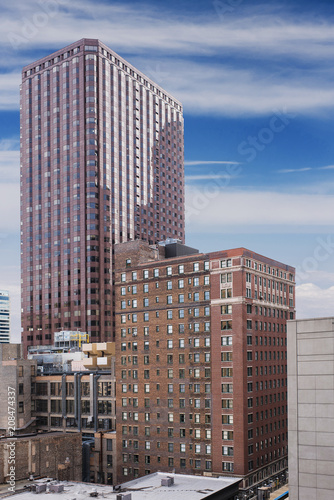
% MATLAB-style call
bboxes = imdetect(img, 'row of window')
[121,261,209,282]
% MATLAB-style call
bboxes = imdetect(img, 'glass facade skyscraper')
[0,290,10,343]
[20,39,184,353]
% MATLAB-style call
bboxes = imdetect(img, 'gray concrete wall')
[288,317,334,500]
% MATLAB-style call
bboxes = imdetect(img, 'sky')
[1,0,334,341]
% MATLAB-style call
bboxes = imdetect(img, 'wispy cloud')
[185,160,240,166]
[185,174,232,181]
[319,165,334,170]
[276,164,334,174]
[277,167,312,174]
[1,2,334,116]
[0,140,20,183]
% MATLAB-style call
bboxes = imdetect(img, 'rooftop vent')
[49,484,64,493]
[116,494,132,500]
[32,484,47,494]
[161,476,174,487]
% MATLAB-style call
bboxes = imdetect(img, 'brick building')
[0,432,82,483]
[20,38,184,354]
[0,342,116,485]
[114,240,295,496]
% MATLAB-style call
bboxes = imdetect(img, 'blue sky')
[1,0,334,340]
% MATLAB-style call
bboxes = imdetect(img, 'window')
[221,288,232,299]
[178,279,184,289]
[154,268,159,277]
[221,273,232,283]
[167,266,172,276]
[221,336,232,346]
[221,321,232,330]
[221,305,232,314]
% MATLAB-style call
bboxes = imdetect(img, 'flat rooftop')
[5,473,241,500]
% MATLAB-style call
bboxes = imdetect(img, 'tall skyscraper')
[20,39,184,353]
[114,241,295,495]
[0,291,10,343]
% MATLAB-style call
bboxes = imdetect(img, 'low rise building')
[0,432,82,484]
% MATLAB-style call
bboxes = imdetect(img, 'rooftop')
[5,473,241,500]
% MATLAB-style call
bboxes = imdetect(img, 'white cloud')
[0,149,20,183]
[296,283,334,319]
[0,73,20,110]
[185,187,334,230]
[277,168,312,174]
[186,174,232,181]
[1,3,334,115]
[0,183,20,233]
[185,161,240,166]
[0,272,21,343]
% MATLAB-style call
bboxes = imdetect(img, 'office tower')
[288,317,334,500]
[114,241,295,496]
[0,290,10,343]
[20,39,184,354]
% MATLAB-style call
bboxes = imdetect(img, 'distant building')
[114,240,295,496]
[0,290,10,343]
[287,317,334,500]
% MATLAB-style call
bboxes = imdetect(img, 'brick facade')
[0,432,82,483]
[114,241,295,494]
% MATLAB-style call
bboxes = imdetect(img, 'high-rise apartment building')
[114,241,295,496]
[20,39,184,354]
[0,290,10,343]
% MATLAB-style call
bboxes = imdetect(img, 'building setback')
[114,241,295,495]
[0,290,10,343]
[20,38,184,354]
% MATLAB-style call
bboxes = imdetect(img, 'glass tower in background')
[0,291,10,343]
[20,38,184,354]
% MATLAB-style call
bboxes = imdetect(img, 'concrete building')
[0,290,10,343]
[20,38,184,354]
[287,317,334,500]
[0,344,36,435]
[114,240,295,496]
